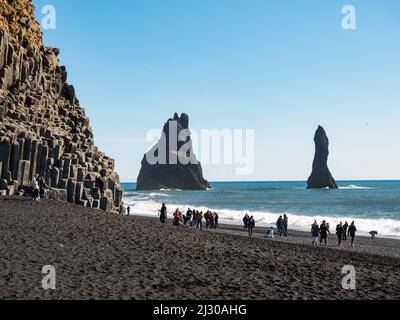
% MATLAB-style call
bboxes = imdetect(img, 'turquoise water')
[121,181,400,238]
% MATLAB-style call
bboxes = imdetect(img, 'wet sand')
[1,197,399,300]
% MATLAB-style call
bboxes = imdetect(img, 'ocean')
[121,181,400,239]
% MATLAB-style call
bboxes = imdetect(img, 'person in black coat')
[336,222,344,247]
[319,221,330,246]
[348,221,357,247]
[342,222,349,241]
[248,216,255,237]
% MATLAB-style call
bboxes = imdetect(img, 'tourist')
[31,177,40,201]
[343,222,349,241]
[370,230,378,240]
[185,208,193,226]
[38,176,48,199]
[192,210,198,227]
[209,212,215,229]
[248,216,255,237]
[173,209,183,226]
[127,206,131,216]
[311,220,319,245]
[214,212,219,229]
[159,203,167,224]
[205,211,211,229]
[348,221,357,247]
[243,214,250,231]
[336,222,344,247]
[265,227,274,239]
[283,214,289,237]
[276,216,284,237]
[196,211,203,230]
[319,220,330,246]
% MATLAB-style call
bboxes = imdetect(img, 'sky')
[33,0,400,182]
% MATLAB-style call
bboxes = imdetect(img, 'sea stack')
[307,126,338,189]
[0,0,123,211]
[136,113,210,190]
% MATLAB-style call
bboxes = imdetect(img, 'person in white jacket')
[31,177,40,201]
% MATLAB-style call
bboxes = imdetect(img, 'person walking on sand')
[127,206,131,216]
[336,222,345,247]
[319,220,330,246]
[214,212,219,229]
[348,221,357,247]
[196,211,203,230]
[159,203,167,224]
[243,214,250,231]
[311,220,319,245]
[283,214,289,237]
[343,222,349,241]
[248,216,255,237]
[276,216,284,237]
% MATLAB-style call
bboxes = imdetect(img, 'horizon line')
[120,179,400,184]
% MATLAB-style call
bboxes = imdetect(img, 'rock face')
[136,113,210,190]
[307,126,338,189]
[0,0,123,211]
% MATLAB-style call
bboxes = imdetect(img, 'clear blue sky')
[33,0,400,182]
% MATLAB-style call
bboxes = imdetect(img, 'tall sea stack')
[0,0,123,211]
[307,126,338,189]
[136,113,210,190]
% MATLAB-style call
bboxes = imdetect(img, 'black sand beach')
[1,197,400,300]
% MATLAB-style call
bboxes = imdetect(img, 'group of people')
[311,220,357,247]
[159,204,219,230]
[157,203,362,248]
[242,214,256,236]
[276,215,289,237]
[29,176,49,201]
[243,214,289,238]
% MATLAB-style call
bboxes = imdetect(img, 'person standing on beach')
[214,212,219,229]
[343,222,349,241]
[283,214,289,237]
[319,221,330,246]
[348,221,357,247]
[38,176,48,199]
[248,216,255,237]
[311,220,319,245]
[276,216,284,237]
[336,222,344,247]
[31,177,40,201]
[243,214,250,231]
[159,203,167,224]
[196,211,203,230]
[127,206,131,216]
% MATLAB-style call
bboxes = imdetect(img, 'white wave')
[148,193,169,197]
[339,185,373,190]
[125,199,400,239]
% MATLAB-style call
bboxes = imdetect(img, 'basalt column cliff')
[137,113,210,190]
[307,126,338,189]
[0,0,123,211]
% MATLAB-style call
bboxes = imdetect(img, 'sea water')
[121,181,400,239]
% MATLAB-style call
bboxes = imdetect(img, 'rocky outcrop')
[0,0,123,211]
[307,126,338,189]
[136,113,210,190]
